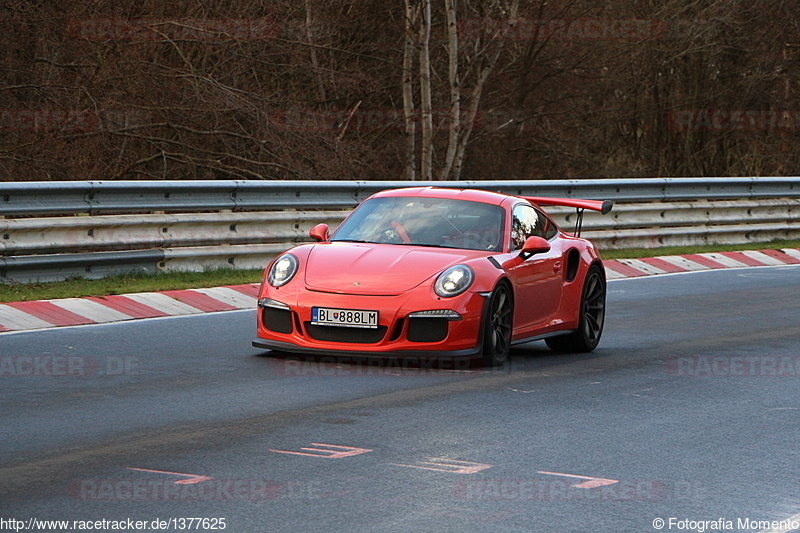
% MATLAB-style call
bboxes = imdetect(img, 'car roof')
[370,187,510,206]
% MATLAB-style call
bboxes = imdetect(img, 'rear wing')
[523,197,613,215]
[521,196,614,237]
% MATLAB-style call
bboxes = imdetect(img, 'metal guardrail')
[549,198,799,248]
[2,177,799,216]
[0,211,344,255]
[1,178,799,283]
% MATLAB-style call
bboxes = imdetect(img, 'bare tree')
[438,0,460,180]
[1,0,798,182]
[417,0,434,181]
[403,0,520,181]
[451,0,519,180]
[402,0,420,180]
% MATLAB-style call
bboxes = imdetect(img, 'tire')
[545,264,606,353]
[481,283,514,366]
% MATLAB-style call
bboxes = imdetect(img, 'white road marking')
[123,293,204,315]
[741,250,790,266]
[618,258,669,276]
[47,298,132,323]
[699,252,750,268]
[781,248,800,261]
[656,255,711,271]
[0,305,54,330]
[193,287,255,309]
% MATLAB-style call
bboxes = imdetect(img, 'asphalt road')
[2,266,800,533]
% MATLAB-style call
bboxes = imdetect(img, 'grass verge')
[0,268,263,303]
[1,238,799,303]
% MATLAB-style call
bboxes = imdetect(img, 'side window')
[511,205,543,249]
[536,208,559,240]
[511,205,558,249]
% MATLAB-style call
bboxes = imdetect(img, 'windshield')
[331,196,504,251]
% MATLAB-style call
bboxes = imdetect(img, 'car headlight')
[434,265,474,298]
[268,254,299,287]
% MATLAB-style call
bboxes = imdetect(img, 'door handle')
[553,261,562,273]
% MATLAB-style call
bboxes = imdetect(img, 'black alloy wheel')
[546,264,606,353]
[482,283,513,366]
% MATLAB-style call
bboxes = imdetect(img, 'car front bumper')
[253,288,489,357]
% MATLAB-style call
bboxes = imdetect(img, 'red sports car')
[252,187,612,366]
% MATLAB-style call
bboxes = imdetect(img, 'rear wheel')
[481,283,513,366]
[545,264,606,353]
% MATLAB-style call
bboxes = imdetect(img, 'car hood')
[304,242,475,295]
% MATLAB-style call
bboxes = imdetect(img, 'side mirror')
[309,223,330,242]
[521,236,551,257]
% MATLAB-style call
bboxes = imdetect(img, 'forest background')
[1,0,798,182]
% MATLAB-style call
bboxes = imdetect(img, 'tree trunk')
[304,0,326,103]
[452,0,519,180]
[418,0,433,181]
[402,0,419,181]
[439,0,461,181]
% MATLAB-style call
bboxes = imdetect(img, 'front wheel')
[546,264,606,353]
[481,283,514,366]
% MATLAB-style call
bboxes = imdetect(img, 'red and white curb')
[0,284,259,333]
[1,248,799,333]
[603,248,800,280]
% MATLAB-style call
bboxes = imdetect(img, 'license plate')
[311,307,379,329]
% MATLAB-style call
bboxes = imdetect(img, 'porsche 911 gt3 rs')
[252,187,612,366]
